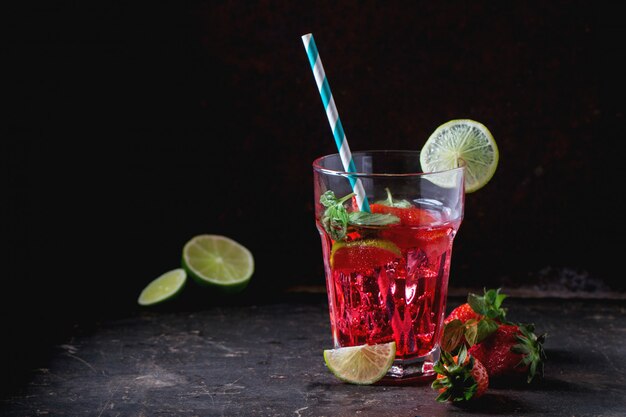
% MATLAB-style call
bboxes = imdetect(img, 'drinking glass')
[313,150,464,383]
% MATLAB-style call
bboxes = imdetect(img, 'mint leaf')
[319,191,354,241]
[319,190,401,240]
[320,190,354,207]
[348,211,400,226]
[323,205,349,240]
[375,188,413,208]
[320,190,339,207]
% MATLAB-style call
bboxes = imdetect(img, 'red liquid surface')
[318,212,460,359]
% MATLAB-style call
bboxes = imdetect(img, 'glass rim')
[312,150,465,178]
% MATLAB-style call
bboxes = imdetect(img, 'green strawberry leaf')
[457,344,468,365]
[435,390,452,403]
[467,288,508,322]
[476,318,499,343]
[442,319,465,352]
[511,323,547,383]
[467,293,487,314]
[464,319,479,346]
[432,345,480,403]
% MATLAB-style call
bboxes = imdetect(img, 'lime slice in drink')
[331,239,401,270]
[137,268,187,306]
[323,342,396,385]
[182,234,254,293]
[420,119,499,193]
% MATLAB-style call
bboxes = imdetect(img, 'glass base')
[376,347,440,385]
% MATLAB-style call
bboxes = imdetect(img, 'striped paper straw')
[302,33,370,212]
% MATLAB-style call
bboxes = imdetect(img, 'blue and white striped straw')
[302,33,370,212]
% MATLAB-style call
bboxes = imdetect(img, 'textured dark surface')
[2,296,625,417]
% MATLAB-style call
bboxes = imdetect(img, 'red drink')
[313,150,465,382]
[317,205,461,360]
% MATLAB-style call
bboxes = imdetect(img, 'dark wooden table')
[2,295,625,416]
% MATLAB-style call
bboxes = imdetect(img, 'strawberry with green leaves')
[444,288,508,325]
[443,303,480,325]
[442,288,507,350]
[468,323,546,383]
[441,288,546,383]
[432,345,489,402]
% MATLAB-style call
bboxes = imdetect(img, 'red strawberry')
[432,345,489,402]
[370,203,438,226]
[468,323,546,382]
[444,303,480,325]
[381,224,451,252]
[441,289,508,351]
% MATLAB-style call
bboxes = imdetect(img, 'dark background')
[3,0,624,395]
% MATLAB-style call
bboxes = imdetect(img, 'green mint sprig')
[320,191,354,241]
[319,191,400,241]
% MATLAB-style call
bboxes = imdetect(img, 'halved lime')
[182,234,254,293]
[137,268,187,306]
[323,342,396,385]
[420,119,499,193]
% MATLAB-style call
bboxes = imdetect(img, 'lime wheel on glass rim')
[420,119,499,193]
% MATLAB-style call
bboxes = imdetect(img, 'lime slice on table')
[182,234,254,293]
[324,342,396,385]
[137,268,187,306]
[420,119,499,193]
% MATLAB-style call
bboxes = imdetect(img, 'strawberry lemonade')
[313,151,465,382]
[319,205,460,358]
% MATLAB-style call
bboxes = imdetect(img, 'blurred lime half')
[420,119,498,193]
[182,234,254,293]
[137,268,187,306]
